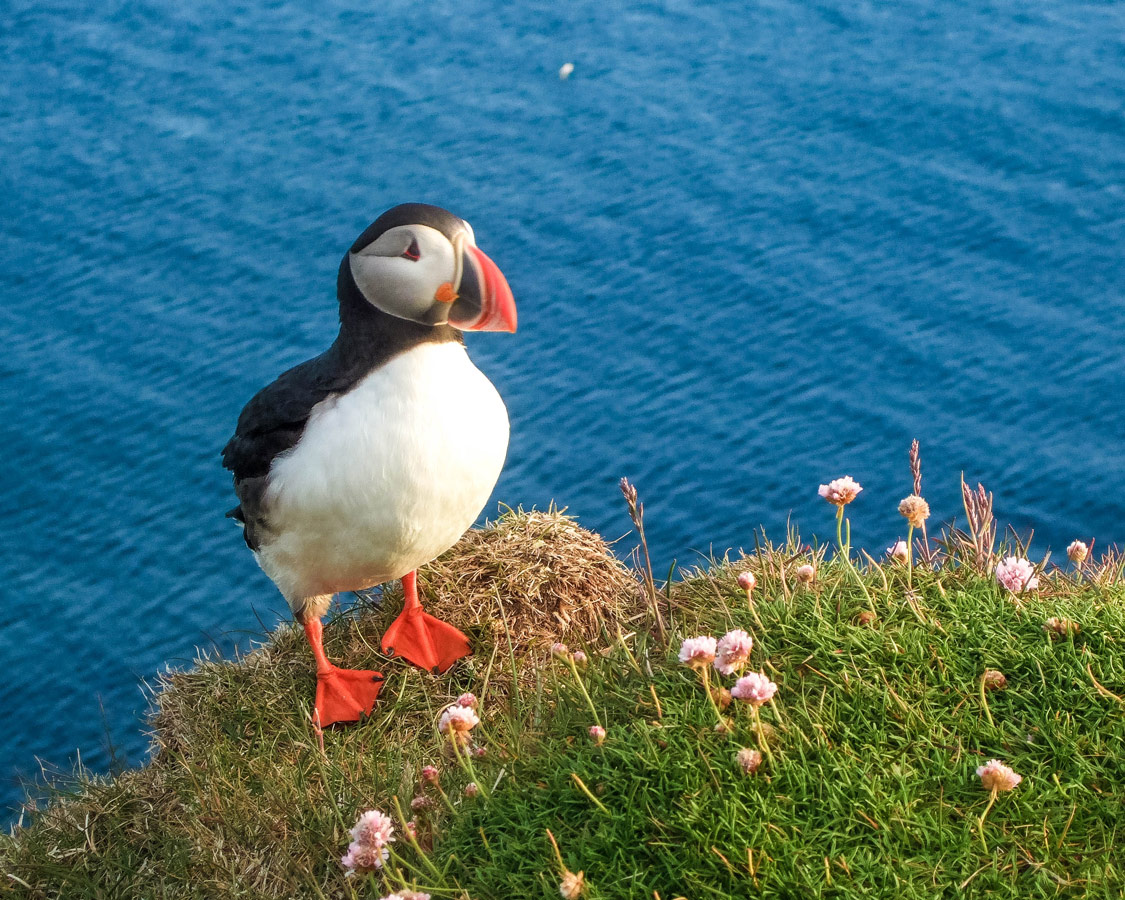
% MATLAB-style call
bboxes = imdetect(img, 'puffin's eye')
[401,238,421,261]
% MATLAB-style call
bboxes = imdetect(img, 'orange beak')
[448,244,517,333]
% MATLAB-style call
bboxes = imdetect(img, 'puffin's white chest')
[258,341,509,602]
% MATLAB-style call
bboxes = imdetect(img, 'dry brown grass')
[376,508,646,656]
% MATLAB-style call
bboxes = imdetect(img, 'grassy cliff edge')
[2,508,1123,899]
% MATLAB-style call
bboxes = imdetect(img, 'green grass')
[2,510,1123,899]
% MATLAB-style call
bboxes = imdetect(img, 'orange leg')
[302,617,383,726]
[381,570,471,674]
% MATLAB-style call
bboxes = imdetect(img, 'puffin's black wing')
[222,353,349,481]
[221,351,370,549]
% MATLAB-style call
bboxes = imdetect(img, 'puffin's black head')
[346,203,517,332]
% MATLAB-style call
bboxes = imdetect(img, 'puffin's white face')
[348,218,516,332]
[349,224,464,325]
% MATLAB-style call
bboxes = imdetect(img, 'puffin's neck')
[331,256,461,370]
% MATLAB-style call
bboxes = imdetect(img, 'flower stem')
[567,657,601,727]
[570,773,610,814]
[451,736,489,799]
[701,666,726,729]
[978,787,998,853]
[391,795,443,881]
[752,705,770,756]
[834,510,875,612]
[979,673,995,728]
[906,524,915,591]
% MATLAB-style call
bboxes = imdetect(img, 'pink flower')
[342,840,389,873]
[438,704,480,736]
[456,692,478,708]
[420,764,439,783]
[464,782,479,798]
[551,641,570,658]
[559,870,586,899]
[404,819,418,841]
[572,650,588,666]
[731,672,778,707]
[886,540,908,563]
[589,725,606,746]
[1067,540,1089,564]
[736,747,762,774]
[818,476,862,506]
[714,629,753,676]
[795,563,816,583]
[377,893,431,900]
[349,809,395,848]
[678,636,717,669]
[473,745,488,758]
[976,759,1022,792]
[410,795,432,812]
[995,556,1039,593]
[737,571,756,593]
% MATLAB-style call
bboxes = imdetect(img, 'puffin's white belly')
[256,341,509,604]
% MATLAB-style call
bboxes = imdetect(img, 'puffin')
[222,203,517,726]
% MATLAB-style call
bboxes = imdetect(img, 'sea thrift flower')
[995,556,1039,593]
[377,893,430,900]
[342,841,389,874]
[736,747,763,774]
[818,476,862,506]
[886,540,908,563]
[795,563,815,583]
[977,759,1022,792]
[559,869,586,899]
[350,809,395,848]
[341,809,395,874]
[404,819,418,841]
[1044,616,1079,637]
[714,629,753,676]
[457,692,478,708]
[572,650,588,666]
[438,704,480,741]
[678,636,717,670]
[473,745,488,758]
[737,571,757,594]
[464,782,479,798]
[898,495,930,528]
[731,672,778,707]
[1067,540,1089,564]
[420,764,439,783]
[982,669,1007,690]
[551,641,569,658]
[589,725,606,746]
[713,687,732,710]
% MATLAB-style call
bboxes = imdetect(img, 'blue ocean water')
[2,0,1123,817]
